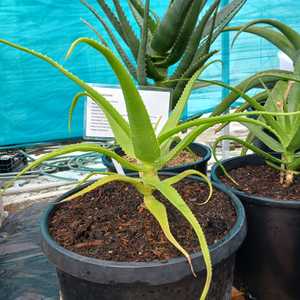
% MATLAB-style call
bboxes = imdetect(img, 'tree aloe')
[1,37,297,299]
[80,0,246,108]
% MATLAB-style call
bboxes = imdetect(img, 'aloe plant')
[208,20,300,186]
[80,0,246,108]
[1,37,296,299]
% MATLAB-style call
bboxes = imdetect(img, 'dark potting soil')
[221,164,300,201]
[124,149,201,168]
[49,179,236,262]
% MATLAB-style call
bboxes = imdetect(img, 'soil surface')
[124,149,201,168]
[221,164,300,201]
[49,178,236,262]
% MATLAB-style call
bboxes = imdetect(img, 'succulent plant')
[205,19,300,186]
[81,0,246,109]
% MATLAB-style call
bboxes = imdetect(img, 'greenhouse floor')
[0,122,247,300]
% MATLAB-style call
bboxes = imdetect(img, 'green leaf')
[112,0,140,58]
[81,17,109,47]
[202,0,246,39]
[144,195,196,277]
[170,51,218,108]
[154,0,206,67]
[128,0,158,33]
[81,0,137,80]
[66,38,161,163]
[230,18,300,51]
[160,60,220,136]
[63,174,144,202]
[68,91,135,156]
[211,69,296,116]
[6,143,142,192]
[144,176,212,300]
[151,0,193,54]
[137,0,150,85]
[172,0,220,79]
[226,25,295,59]
[163,170,213,206]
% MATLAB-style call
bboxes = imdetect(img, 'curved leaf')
[151,0,193,54]
[144,195,196,277]
[154,0,206,67]
[66,38,161,163]
[63,174,144,202]
[226,25,295,59]
[144,177,212,300]
[81,0,137,79]
[230,18,300,51]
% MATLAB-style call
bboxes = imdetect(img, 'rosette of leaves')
[80,0,246,108]
[0,37,292,299]
[208,20,300,186]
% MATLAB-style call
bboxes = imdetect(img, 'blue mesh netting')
[0,0,298,146]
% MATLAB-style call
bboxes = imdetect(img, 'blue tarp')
[0,1,299,146]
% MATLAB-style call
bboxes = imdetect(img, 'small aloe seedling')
[1,37,296,299]
[81,0,246,108]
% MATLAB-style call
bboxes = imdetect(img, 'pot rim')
[211,153,300,208]
[40,172,246,284]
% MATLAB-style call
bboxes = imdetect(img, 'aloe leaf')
[144,195,196,277]
[151,0,193,54]
[0,39,137,152]
[137,0,150,85]
[128,0,158,33]
[10,144,142,186]
[170,51,218,108]
[172,0,220,79]
[212,135,285,169]
[243,123,284,153]
[159,112,296,164]
[163,170,213,206]
[146,56,167,81]
[63,174,144,202]
[69,91,135,156]
[94,0,127,45]
[154,0,206,68]
[230,18,300,51]
[112,0,140,58]
[202,0,246,38]
[145,177,212,300]
[128,1,144,32]
[226,25,295,59]
[81,18,109,47]
[81,0,138,80]
[76,171,117,187]
[160,60,220,136]
[66,38,160,163]
[211,69,296,116]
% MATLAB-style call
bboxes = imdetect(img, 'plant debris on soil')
[49,178,236,262]
[124,149,201,168]
[221,164,300,201]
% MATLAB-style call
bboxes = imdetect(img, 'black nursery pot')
[40,173,246,300]
[211,154,300,300]
[102,142,211,174]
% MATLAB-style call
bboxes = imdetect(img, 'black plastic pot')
[41,173,246,300]
[211,154,300,300]
[102,142,211,174]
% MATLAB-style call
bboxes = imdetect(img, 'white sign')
[278,51,294,71]
[84,85,171,139]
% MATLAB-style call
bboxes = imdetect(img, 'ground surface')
[0,198,59,300]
